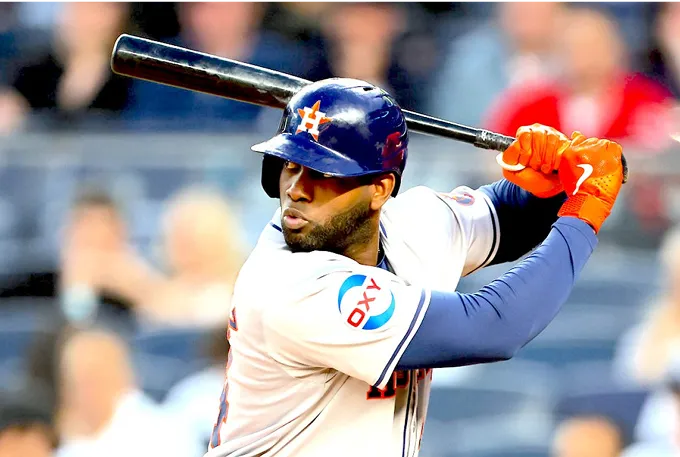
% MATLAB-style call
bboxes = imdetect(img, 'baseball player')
[206,78,624,457]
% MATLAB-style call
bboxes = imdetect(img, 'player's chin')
[283,229,311,252]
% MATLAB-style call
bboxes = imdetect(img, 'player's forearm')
[479,179,566,264]
[397,216,596,369]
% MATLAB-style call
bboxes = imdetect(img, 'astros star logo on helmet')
[296,100,333,141]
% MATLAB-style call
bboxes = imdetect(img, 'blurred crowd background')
[0,2,679,457]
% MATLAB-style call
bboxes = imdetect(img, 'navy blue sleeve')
[479,179,566,265]
[396,217,596,370]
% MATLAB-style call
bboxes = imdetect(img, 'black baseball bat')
[110,34,628,183]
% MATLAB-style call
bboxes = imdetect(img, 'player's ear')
[369,173,395,210]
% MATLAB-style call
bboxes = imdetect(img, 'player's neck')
[341,230,381,267]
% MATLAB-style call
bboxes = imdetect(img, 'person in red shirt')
[485,7,676,152]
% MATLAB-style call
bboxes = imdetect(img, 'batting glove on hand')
[557,132,624,234]
[499,124,570,198]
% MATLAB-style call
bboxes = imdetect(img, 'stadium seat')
[0,358,25,391]
[514,338,617,368]
[566,279,652,308]
[455,446,548,457]
[428,360,558,422]
[0,318,50,364]
[131,327,213,364]
[420,360,557,457]
[555,362,650,445]
[427,385,547,422]
[421,415,554,457]
[133,353,199,403]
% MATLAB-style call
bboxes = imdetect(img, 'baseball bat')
[110,34,628,183]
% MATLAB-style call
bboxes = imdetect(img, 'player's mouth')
[282,208,309,230]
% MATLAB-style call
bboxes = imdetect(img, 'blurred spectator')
[620,362,680,457]
[614,227,680,446]
[260,3,333,82]
[615,227,680,385]
[96,187,245,328]
[59,187,134,328]
[56,329,201,457]
[0,388,57,457]
[128,3,180,41]
[552,416,624,457]
[426,2,566,126]
[164,328,229,448]
[126,2,319,131]
[485,7,675,151]
[0,3,133,134]
[0,4,20,86]
[0,186,135,326]
[642,3,680,99]
[320,2,437,110]
[25,327,73,420]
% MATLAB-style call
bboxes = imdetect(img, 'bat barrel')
[111,34,310,109]
[403,109,514,151]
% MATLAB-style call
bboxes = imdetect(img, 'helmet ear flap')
[261,155,285,198]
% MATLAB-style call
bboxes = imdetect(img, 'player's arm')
[397,133,624,369]
[479,124,571,265]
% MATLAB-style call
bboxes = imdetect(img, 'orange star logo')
[296,100,333,141]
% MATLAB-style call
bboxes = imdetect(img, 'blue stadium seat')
[0,358,25,391]
[457,446,548,457]
[428,360,558,422]
[421,413,554,457]
[420,360,557,457]
[133,353,200,403]
[566,280,651,308]
[0,320,49,364]
[131,327,213,364]
[514,339,617,368]
[555,362,650,445]
[427,385,545,422]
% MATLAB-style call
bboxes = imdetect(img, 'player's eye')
[283,161,300,171]
[308,169,328,180]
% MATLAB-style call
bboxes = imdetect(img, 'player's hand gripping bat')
[110,34,628,184]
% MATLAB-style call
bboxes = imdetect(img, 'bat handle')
[486,130,629,184]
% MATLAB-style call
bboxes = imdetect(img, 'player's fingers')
[502,142,522,165]
[570,131,588,146]
[528,130,545,171]
[541,133,559,174]
[515,129,533,166]
[553,139,569,171]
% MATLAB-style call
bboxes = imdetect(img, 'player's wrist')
[557,193,611,234]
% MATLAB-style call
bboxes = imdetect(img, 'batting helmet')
[251,78,408,198]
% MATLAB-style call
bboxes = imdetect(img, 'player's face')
[279,161,375,254]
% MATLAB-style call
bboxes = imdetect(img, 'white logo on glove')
[573,164,593,195]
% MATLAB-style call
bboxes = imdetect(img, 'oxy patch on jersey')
[337,275,395,330]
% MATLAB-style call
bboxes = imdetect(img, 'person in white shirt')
[55,329,203,457]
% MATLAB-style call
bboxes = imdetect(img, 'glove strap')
[558,194,611,234]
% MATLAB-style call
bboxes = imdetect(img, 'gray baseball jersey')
[206,185,499,457]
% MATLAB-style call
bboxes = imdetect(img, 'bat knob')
[621,153,629,184]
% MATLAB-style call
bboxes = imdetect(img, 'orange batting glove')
[500,124,571,198]
[557,132,624,233]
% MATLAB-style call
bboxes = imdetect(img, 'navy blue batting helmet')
[251,78,408,198]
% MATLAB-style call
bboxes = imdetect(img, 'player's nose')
[284,166,313,202]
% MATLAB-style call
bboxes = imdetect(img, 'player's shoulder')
[382,185,486,226]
